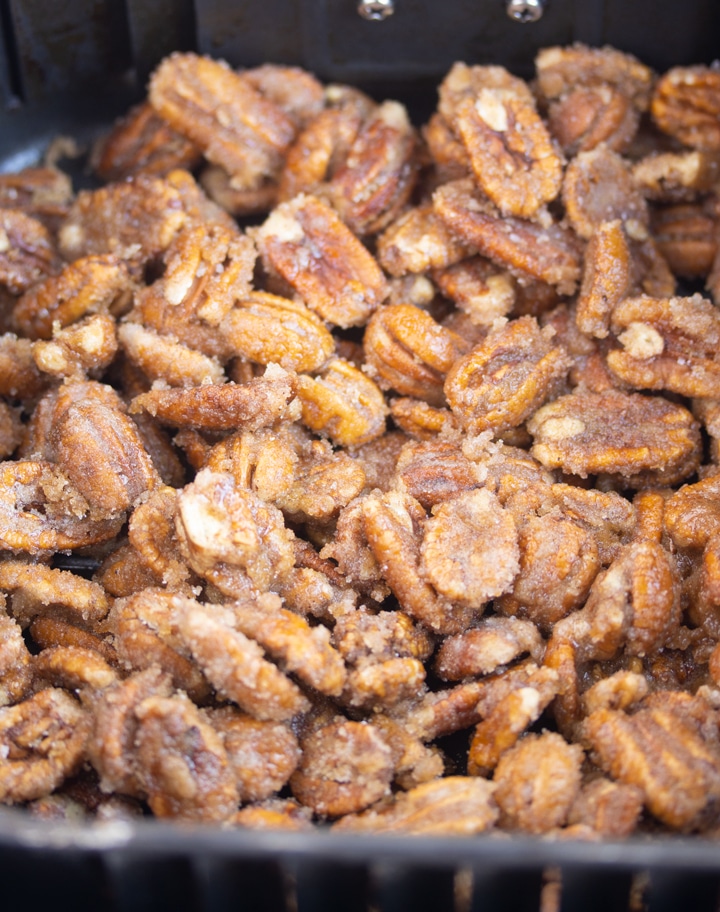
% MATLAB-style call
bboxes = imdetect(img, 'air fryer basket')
[2,2,720,910]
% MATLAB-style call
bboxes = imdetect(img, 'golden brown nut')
[444,315,571,434]
[297,358,388,448]
[207,706,300,803]
[547,86,639,156]
[33,313,118,380]
[135,692,239,823]
[0,209,60,294]
[220,291,334,373]
[433,179,582,294]
[535,44,654,111]
[0,167,73,231]
[86,666,173,797]
[364,303,469,407]
[376,204,472,278]
[420,489,519,606]
[0,333,46,399]
[583,697,720,830]
[528,389,701,482]
[651,201,718,279]
[576,220,632,339]
[254,194,389,328]
[148,53,295,189]
[432,257,515,327]
[177,601,310,722]
[32,646,118,692]
[0,460,123,554]
[333,776,499,835]
[633,150,720,203]
[562,146,648,241]
[651,66,720,149]
[92,101,202,182]
[323,100,419,235]
[0,610,32,706]
[130,363,299,433]
[0,688,90,804]
[607,293,720,398]
[493,732,583,834]
[290,719,394,817]
[454,89,563,219]
[118,323,224,388]
[435,617,543,681]
[567,776,644,838]
[394,438,482,510]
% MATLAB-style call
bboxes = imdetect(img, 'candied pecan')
[58,173,195,270]
[389,398,453,440]
[228,597,346,697]
[199,164,278,218]
[575,220,632,339]
[51,397,160,517]
[107,590,209,701]
[497,511,600,631]
[118,323,224,388]
[278,85,375,201]
[454,89,563,219]
[149,53,295,189]
[135,692,239,822]
[364,303,469,407]
[420,488,519,606]
[334,776,498,835]
[0,560,110,629]
[435,617,543,681]
[352,429,409,492]
[583,699,720,830]
[177,601,310,721]
[0,688,90,803]
[444,316,571,434]
[664,474,720,549]
[582,670,649,715]
[528,388,701,482]
[220,291,334,373]
[0,210,59,294]
[567,776,644,838]
[394,438,483,510]
[32,646,117,692]
[13,252,131,341]
[432,257,515,327]
[547,86,639,156]
[176,467,295,590]
[362,490,476,634]
[254,194,389,328]
[86,666,172,796]
[319,498,391,601]
[633,150,720,203]
[231,799,314,831]
[131,363,298,433]
[0,610,32,706]
[433,179,582,294]
[493,732,583,834]
[242,64,324,129]
[562,146,648,241]
[127,487,193,591]
[297,358,387,448]
[0,402,22,460]
[651,201,718,279]
[129,221,256,360]
[29,617,116,665]
[274,445,366,525]
[94,542,161,598]
[0,167,72,230]
[368,713,443,789]
[607,293,720,398]
[0,333,46,399]
[323,100,419,235]
[206,706,299,803]
[422,112,470,183]
[376,204,472,277]
[32,314,118,380]
[651,66,720,149]
[629,235,676,298]
[467,663,560,775]
[92,101,202,182]
[291,719,394,817]
[535,45,654,111]
[438,62,535,124]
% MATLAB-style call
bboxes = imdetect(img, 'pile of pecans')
[2,44,720,839]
